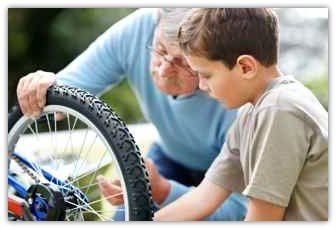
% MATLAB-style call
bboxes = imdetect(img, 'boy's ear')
[236,55,257,79]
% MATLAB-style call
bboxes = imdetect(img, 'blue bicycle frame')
[8,151,89,220]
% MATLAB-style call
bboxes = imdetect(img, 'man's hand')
[97,158,171,206]
[17,70,56,117]
[96,177,124,205]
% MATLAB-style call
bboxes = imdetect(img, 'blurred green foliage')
[100,80,145,123]
[304,73,328,110]
[8,8,143,123]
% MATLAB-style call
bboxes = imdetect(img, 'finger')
[36,71,56,109]
[17,74,35,116]
[54,112,66,121]
[97,176,119,193]
[144,158,156,181]
[145,158,154,170]
[111,179,121,186]
[97,176,121,187]
[96,176,124,203]
[27,74,43,117]
[17,77,29,115]
[98,182,122,196]
[99,183,124,205]
[104,196,124,206]
[96,175,108,183]
[96,175,109,188]
[101,186,123,199]
[101,181,121,193]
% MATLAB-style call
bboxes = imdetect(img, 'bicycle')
[8,85,154,221]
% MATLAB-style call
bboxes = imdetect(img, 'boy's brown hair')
[178,8,279,69]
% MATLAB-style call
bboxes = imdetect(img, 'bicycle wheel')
[8,85,153,221]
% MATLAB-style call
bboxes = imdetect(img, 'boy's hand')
[97,158,171,205]
[17,70,56,117]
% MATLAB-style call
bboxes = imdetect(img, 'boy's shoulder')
[256,75,323,114]
[235,75,327,134]
[255,75,327,133]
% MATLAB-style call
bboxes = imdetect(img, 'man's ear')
[236,55,258,80]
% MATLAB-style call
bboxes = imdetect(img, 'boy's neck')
[251,65,283,105]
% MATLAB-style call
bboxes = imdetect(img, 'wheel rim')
[8,105,130,221]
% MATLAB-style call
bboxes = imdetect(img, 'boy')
[154,8,328,221]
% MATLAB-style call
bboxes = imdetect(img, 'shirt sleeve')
[205,117,245,193]
[243,108,309,207]
[157,179,192,208]
[56,8,156,95]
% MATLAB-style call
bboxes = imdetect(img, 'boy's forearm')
[244,197,285,221]
[154,179,231,221]
[154,187,207,221]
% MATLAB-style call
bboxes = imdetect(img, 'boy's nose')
[198,77,209,92]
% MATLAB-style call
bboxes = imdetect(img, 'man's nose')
[158,60,177,78]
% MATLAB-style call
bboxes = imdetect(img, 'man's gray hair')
[159,8,192,43]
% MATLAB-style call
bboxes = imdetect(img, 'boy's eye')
[197,73,211,79]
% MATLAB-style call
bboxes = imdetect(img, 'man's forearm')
[152,175,171,205]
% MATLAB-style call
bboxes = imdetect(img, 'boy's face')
[185,55,250,109]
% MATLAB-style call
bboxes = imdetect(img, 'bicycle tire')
[8,85,154,221]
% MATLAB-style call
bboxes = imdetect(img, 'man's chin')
[153,74,198,96]
[157,85,195,96]
[157,87,181,96]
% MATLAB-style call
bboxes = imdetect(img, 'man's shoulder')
[127,8,158,25]
[108,8,157,36]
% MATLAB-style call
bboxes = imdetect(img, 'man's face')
[150,23,199,96]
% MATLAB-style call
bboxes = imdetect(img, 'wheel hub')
[26,183,65,220]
